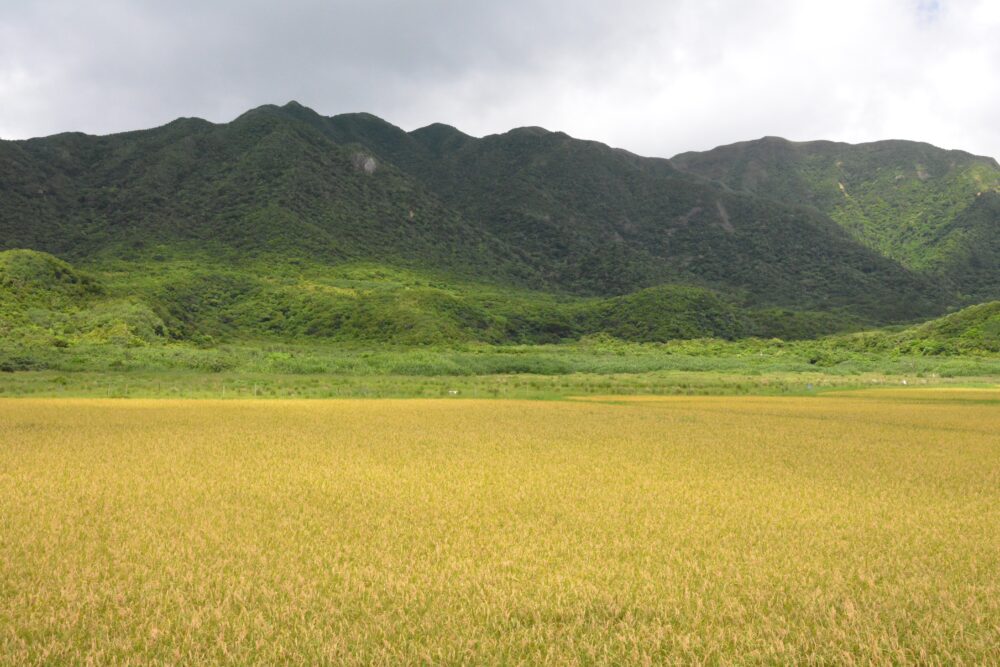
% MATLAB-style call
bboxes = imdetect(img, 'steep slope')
[0,103,955,326]
[0,104,538,285]
[670,137,1000,279]
[325,113,945,319]
[936,191,1000,301]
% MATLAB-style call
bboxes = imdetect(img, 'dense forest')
[2,102,998,350]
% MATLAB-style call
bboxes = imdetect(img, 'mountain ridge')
[3,102,998,347]
[670,134,1000,282]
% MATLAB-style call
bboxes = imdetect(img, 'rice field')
[1,391,998,664]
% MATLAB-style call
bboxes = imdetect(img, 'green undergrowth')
[2,250,871,347]
[2,368,993,400]
[3,249,998,399]
[1,337,997,398]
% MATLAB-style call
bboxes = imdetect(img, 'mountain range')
[1,102,998,345]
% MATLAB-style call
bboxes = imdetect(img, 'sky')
[1,0,999,159]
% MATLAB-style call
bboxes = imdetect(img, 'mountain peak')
[325,112,410,149]
[410,122,468,138]
[505,126,552,137]
[409,123,473,152]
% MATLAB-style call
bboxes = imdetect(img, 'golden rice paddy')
[1,391,998,664]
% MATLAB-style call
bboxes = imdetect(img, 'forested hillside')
[3,103,998,347]
[671,136,1000,298]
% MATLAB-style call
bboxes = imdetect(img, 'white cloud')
[0,0,998,159]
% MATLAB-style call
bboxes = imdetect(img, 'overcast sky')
[1,0,998,159]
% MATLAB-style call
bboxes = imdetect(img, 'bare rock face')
[352,152,377,175]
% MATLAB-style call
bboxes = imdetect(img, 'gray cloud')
[1,0,998,159]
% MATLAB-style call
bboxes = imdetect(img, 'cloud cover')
[1,0,998,159]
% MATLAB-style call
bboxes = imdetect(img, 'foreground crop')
[1,392,998,663]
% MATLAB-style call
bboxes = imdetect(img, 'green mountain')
[3,103,996,348]
[671,137,1000,298]
[317,111,944,318]
[0,107,537,285]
